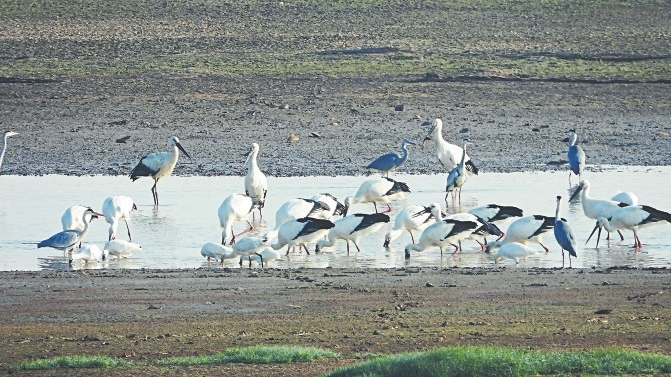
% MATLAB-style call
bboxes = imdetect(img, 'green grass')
[13,345,338,370]
[14,355,131,370]
[155,345,339,366]
[322,346,671,377]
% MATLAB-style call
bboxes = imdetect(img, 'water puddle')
[1,166,669,271]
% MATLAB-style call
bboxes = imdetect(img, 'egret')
[404,203,478,258]
[567,130,586,184]
[275,193,345,229]
[492,242,538,264]
[422,118,478,174]
[445,140,473,205]
[244,143,268,220]
[129,136,191,206]
[239,248,281,268]
[104,239,142,259]
[200,242,237,266]
[611,191,639,206]
[69,244,106,264]
[38,208,97,254]
[468,204,524,241]
[316,213,390,254]
[383,204,440,247]
[102,196,137,241]
[485,215,556,253]
[569,179,628,243]
[365,139,416,177]
[553,196,577,267]
[0,130,19,171]
[589,205,671,249]
[271,217,335,255]
[61,205,104,232]
[344,177,410,215]
[234,235,270,268]
[447,212,503,251]
[218,193,263,245]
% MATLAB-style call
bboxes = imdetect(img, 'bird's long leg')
[451,243,459,255]
[380,203,393,214]
[248,256,252,268]
[458,241,463,251]
[151,179,159,206]
[475,239,485,251]
[124,220,132,241]
[286,245,291,256]
[354,241,361,253]
[561,250,565,268]
[301,244,311,255]
[256,253,264,268]
[409,231,415,244]
[539,242,550,253]
[617,230,624,241]
[346,241,350,255]
[233,220,254,242]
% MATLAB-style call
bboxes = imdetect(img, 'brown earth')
[1,267,670,376]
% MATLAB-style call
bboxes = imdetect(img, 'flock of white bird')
[2,117,670,269]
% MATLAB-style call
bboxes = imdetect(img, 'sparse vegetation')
[155,345,339,366]
[14,355,131,370]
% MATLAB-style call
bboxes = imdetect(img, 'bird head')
[586,219,605,247]
[383,232,391,248]
[170,136,191,158]
[4,130,19,138]
[421,119,442,147]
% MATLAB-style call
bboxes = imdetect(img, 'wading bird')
[271,217,335,255]
[492,242,538,264]
[383,204,440,247]
[239,248,281,268]
[553,196,577,267]
[611,191,638,206]
[69,244,106,264]
[447,212,502,252]
[422,118,478,174]
[589,205,671,249]
[200,242,237,266]
[218,193,263,245]
[104,239,142,259]
[366,139,416,177]
[344,177,410,215]
[0,130,19,171]
[567,130,586,185]
[445,140,473,206]
[569,179,628,243]
[61,205,104,232]
[102,196,137,241]
[468,204,524,241]
[244,143,268,220]
[275,193,345,229]
[485,215,556,253]
[38,208,97,254]
[404,204,478,258]
[316,213,390,254]
[234,235,270,268]
[129,136,191,206]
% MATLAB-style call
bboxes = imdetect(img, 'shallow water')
[1,166,670,271]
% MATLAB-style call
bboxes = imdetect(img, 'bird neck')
[0,135,8,167]
[555,202,561,221]
[246,151,259,171]
[459,144,468,165]
[568,134,577,147]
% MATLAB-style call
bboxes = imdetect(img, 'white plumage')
[569,179,629,243]
[591,205,671,249]
[492,242,538,264]
[61,205,103,232]
[344,177,410,215]
[383,204,439,248]
[447,212,502,251]
[244,143,268,220]
[444,140,473,205]
[484,215,556,253]
[69,244,106,264]
[129,135,191,206]
[0,130,19,171]
[422,119,478,174]
[275,193,345,229]
[234,235,270,267]
[316,213,390,254]
[200,242,237,266]
[102,196,137,241]
[404,204,478,258]
[271,217,335,255]
[239,248,281,267]
[611,191,639,206]
[38,208,97,254]
[104,239,142,259]
[218,194,263,245]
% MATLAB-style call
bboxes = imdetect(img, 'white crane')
[316,213,390,254]
[344,177,410,215]
[404,204,478,258]
[104,239,142,259]
[69,244,106,264]
[244,143,268,220]
[239,248,281,268]
[271,217,335,255]
[61,205,104,232]
[445,140,473,205]
[383,204,440,247]
[0,130,19,171]
[275,193,345,229]
[491,242,538,264]
[569,179,629,243]
[484,215,556,253]
[102,196,137,241]
[468,204,524,240]
[218,193,263,245]
[567,130,586,184]
[129,136,191,206]
[200,242,237,266]
[38,208,96,254]
[589,205,671,249]
[421,118,478,174]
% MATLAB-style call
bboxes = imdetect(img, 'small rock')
[395,104,404,111]
[425,282,435,287]
[279,104,290,110]
[287,134,299,142]
[532,128,540,132]
[147,304,160,310]
[459,128,469,133]
[595,309,612,315]
[373,330,381,335]
[309,132,322,139]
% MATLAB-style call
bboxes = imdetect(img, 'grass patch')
[155,345,339,366]
[14,355,131,370]
[323,346,671,377]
